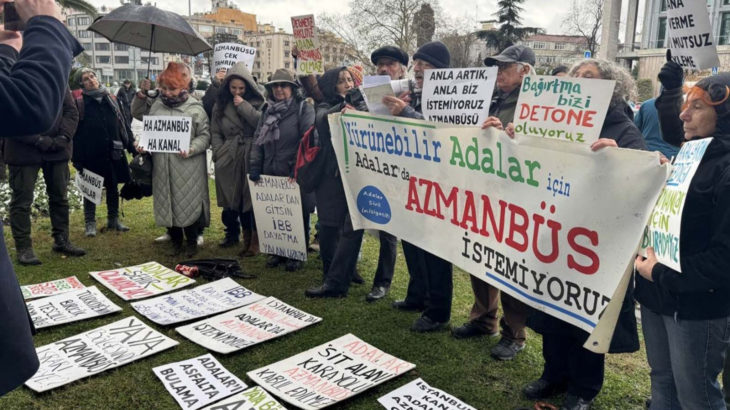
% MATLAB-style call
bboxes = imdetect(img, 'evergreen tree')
[478,0,542,52]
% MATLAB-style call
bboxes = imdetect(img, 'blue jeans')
[641,305,730,410]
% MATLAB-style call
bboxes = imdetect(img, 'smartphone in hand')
[3,3,26,31]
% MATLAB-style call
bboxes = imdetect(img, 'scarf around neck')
[82,85,108,102]
[161,90,190,108]
[255,97,293,146]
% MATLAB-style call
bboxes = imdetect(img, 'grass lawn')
[0,178,650,409]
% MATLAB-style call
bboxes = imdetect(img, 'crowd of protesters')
[2,1,730,408]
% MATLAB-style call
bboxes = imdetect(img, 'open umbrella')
[88,4,212,76]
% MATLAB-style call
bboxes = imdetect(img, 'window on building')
[554,42,566,50]
[721,12,730,45]
[82,42,92,51]
[96,56,110,64]
[141,57,158,65]
[284,40,290,46]
[95,43,110,51]
[232,29,241,35]
[215,26,226,33]
[284,50,290,57]
[94,32,104,38]
[78,16,90,25]
[115,56,129,64]
[284,62,290,69]
[266,39,272,48]
[115,43,129,51]
[657,16,667,48]
[199,25,213,33]
[660,0,666,11]
[533,42,546,49]
[67,17,74,26]
[78,30,90,38]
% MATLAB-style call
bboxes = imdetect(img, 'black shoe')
[185,243,198,258]
[351,269,364,284]
[522,378,568,400]
[366,286,389,302]
[451,322,498,339]
[218,236,239,248]
[411,316,448,333]
[169,242,183,257]
[490,337,525,361]
[285,259,303,272]
[107,217,130,232]
[17,248,41,265]
[52,240,86,257]
[266,255,282,268]
[560,394,593,410]
[305,284,347,298]
[392,299,425,312]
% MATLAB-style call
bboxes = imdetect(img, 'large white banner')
[75,168,104,205]
[213,43,257,73]
[91,261,196,301]
[422,67,497,126]
[141,116,193,153]
[640,138,712,271]
[250,175,307,261]
[330,112,668,348]
[21,276,86,300]
[153,354,247,410]
[378,378,476,410]
[514,75,615,145]
[200,386,286,410]
[26,316,179,392]
[248,334,415,410]
[665,0,721,69]
[176,296,321,354]
[27,286,122,329]
[131,278,264,325]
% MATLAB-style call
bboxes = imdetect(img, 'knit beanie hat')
[413,41,450,69]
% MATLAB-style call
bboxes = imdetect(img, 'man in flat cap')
[371,45,409,81]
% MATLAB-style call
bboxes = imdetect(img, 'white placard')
[361,83,395,116]
[75,168,104,205]
[131,278,265,325]
[248,334,415,409]
[640,138,712,271]
[422,67,497,126]
[154,354,247,410]
[514,75,615,145]
[291,14,324,75]
[200,386,286,410]
[176,296,321,354]
[378,378,476,410]
[249,175,308,261]
[141,116,193,153]
[90,261,196,301]
[26,316,179,392]
[21,276,86,300]
[213,43,257,73]
[27,286,122,329]
[665,0,721,70]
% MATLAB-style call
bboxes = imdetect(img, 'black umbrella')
[88,4,212,76]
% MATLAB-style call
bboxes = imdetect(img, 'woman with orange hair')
[137,62,211,256]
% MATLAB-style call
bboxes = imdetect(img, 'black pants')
[374,231,397,288]
[221,208,256,240]
[168,223,201,246]
[542,332,605,401]
[83,174,119,222]
[402,241,452,323]
[320,214,363,293]
[9,162,70,249]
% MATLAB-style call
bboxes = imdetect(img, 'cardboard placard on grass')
[248,333,415,409]
[90,261,195,301]
[131,278,265,325]
[27,286,121,329]
[26,316,179,392]
[378,378,476,410]
[21,275,85,300]
[140,116,193,153]
[200,386,286,410]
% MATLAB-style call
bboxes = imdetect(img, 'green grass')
[0,179,650,409]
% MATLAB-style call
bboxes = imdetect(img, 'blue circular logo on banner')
[357,186,391,224]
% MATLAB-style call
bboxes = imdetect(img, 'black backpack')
[120,153,153,200]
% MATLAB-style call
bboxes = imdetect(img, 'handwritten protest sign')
[248,334,414,409]
[250,175,307,261]
[641,138,712,271]
[154,354,247,410]
[91,261,195,301]
[27,286,121,329]
[665,0,720,69]
[200,386,286,410]
[26,316,179,392]
[513,75,615,145]
[329,112,669,350]
[422,67,497,126]
[131,278,264,325]
[291,15,324,75]
[213,43,257,73]
[141,116,192,153]
[176,296,321,354]
[21,276,85,300]
[378,378,476,410]
[75,168,104,205]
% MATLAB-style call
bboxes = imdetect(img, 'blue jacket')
[634,98,679,159]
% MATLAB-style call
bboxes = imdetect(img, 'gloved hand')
[51,136,71,152]
[35,136,54,152]
[658,49,684,91]
[249,170,261,182]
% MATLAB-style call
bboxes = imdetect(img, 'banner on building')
[665,0,721,69]
[378,378,476,410]
[514,75,615,145]
[21,276,86,300]
[131,278,264,325]
[213,43,257,73]
[91,261,196,301]
[291,14,324,75]
[200,386,286,410]
[75,168,104,205]
[422,67,497,126]
[27,286,121,329]
[249,175,308,261]
[154,354,247,410]
[248,334,415,409]
[176,296,321,354]
[26,316,179,392]
[329,112,669,351]
[640,138,712,271]
[140,116,193,153]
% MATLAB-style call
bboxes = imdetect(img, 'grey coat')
[211,64,264,211]
[147,97,211,228]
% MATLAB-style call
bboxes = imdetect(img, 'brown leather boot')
[242,230,259,257]
[238,229,252,256]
